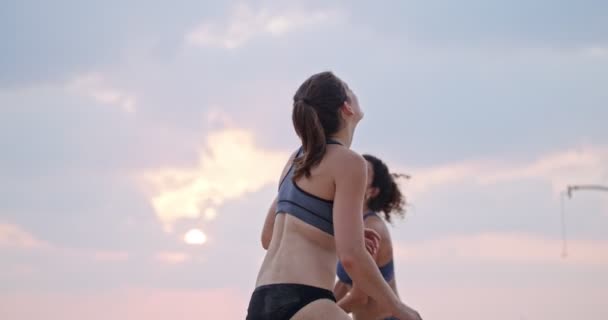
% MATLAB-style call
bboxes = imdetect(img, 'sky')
[1,1,607,319]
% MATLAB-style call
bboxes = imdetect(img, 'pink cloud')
[91,250,129,262]
[0,287,248,320]
[404,284,607,320]
[0,223,48,249]
[399,146,608,199]
[394,232,608,266]
[155,251,191,264]
[0,223,132,262]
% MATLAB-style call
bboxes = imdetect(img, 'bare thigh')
[291,299,351,320]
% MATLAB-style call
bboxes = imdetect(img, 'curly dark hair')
[363,154,409,223]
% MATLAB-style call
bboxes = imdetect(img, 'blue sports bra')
[336,212,395,284]
[275,139,343,236]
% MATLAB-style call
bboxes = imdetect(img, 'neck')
[329,127,354,148]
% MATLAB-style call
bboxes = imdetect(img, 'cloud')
[402,284,607,320]
[0,222,130,262]
[155,251,190,264]
[395,232,608,266]
[581,46,608,58]
[0,287,248,320]
[91,251,129,262]
[480,147,607,193]
[141,128,288,230]
[345,1,608,51]
[0,223,129,262]
[185,4,343,49]
[66,73,137,113]
[403,146,608,198]
[0,223,48,249]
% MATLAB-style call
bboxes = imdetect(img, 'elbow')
[261,234,271,250]
[338,253,358,272]
[338,247,366,277]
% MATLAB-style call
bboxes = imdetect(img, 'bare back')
[256,143,352,291]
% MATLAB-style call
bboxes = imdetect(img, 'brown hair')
[292,71,348,180]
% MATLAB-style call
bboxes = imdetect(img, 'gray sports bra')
[275,139,343,236]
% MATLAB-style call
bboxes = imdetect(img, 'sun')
[184,229,207,245]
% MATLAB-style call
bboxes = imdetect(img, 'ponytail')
[290,71,348,179]
[292,99,327,180]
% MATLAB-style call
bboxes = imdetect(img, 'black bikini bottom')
[246,283,336,320]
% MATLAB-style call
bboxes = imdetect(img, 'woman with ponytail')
[247,72,421,320]
[334,154,410,320]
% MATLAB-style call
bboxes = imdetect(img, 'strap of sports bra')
[363,211,378,220]
[326,138,343,145]
[379,260,395,281]
[278,147,302,190]
[278,140,342,190]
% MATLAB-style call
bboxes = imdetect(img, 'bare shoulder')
[365,216,391,241]
[327,147,366,175]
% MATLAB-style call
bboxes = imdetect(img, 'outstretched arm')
[334,228,381,313]
[336,228,381,312]
[333,152,420,320]
[333,153,399,311]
